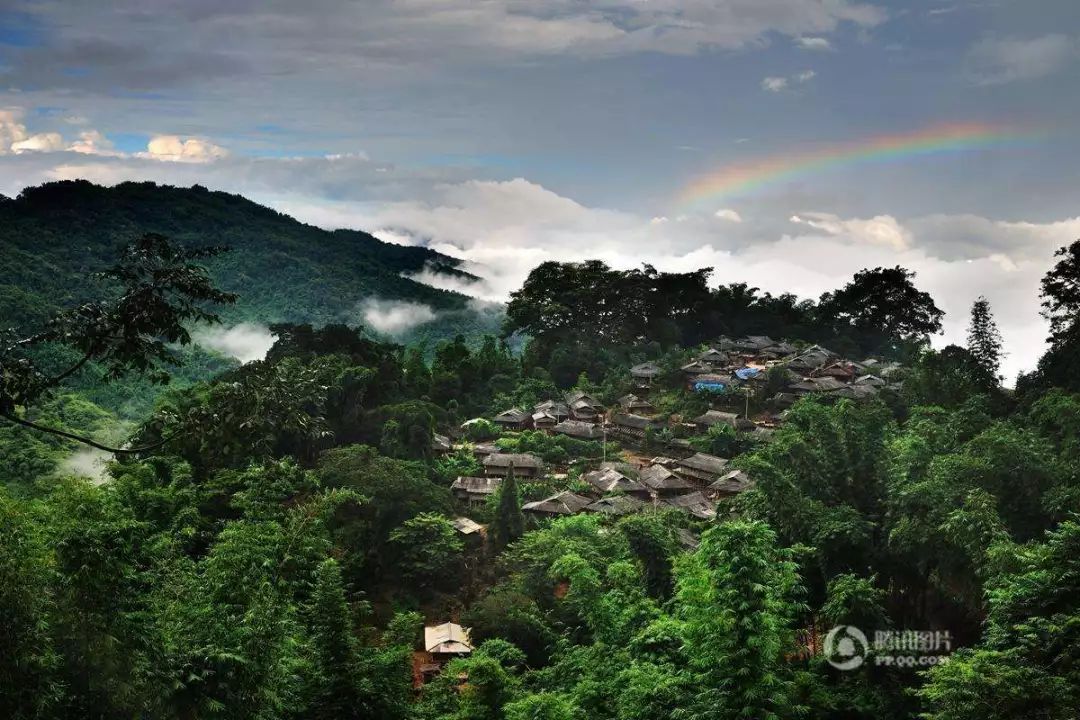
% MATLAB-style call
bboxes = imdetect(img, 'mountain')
[0,180,488,334]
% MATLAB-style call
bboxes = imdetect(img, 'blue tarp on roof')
[735,367,762,380]
[693,381,727,393]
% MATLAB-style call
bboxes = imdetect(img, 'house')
[770,392,799,409]
[582,467,649,496]
[483,453,543,478]
[639,463,696,494]
[451,516,485,536]
[854,374,886,387]
[471,442,501,458]
[733,335,776,352]
[452,476,502,506]
[531,409,559,431]
[618,393,656,415]
[630,362,662,388]
[789,376,848,395]
[699,348,730,365]
[675,453,729,486]
[552,420,603,440]
[681,360,713,376]
[415,622,474,686]
[493,407,532,430]
[522,491,592,516]
[812,361,857,381]
[692,410,755,433]
[566,391,605,422]
[534,399,570,420]
[707,469,754,498]
[611,412,658,439]
[585,495,647,516]
[762,340,798,357]
[431,433,452,454]
[833,384,880,400]
[664,491,717,520]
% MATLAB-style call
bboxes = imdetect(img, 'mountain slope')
[0,180,481,331]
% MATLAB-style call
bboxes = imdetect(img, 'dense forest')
[3,197,1080,719]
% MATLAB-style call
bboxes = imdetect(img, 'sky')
[1,0,1078,379]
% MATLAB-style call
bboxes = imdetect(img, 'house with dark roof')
[493,407,532,430]
[618,393,656,415]
[692,410,755,432]
[699,348,730,365]
[522,491,592,516]
[585,495,647,516]
[664,491,717,520]
[681,360,713,376]
[611,412,659,439]
[451,476,502,506]
[707,469,754,498]
[531,408,559,431]
[552,420,603,440]
[535,399,570,420]
[630,362,662,388]
[675,453,729,486]
[431,433,452,454]
[565,391,605,422]
[482,453,543,478]
[639,463,696,494]
[582,467,649,496]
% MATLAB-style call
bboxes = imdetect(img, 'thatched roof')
[522,491,592,515]
[585,495,647,516]
[425,623,473,654]
[483,452,543,469]
[677,453,729,477]
[640,463,696,491]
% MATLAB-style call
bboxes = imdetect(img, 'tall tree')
[676,520,800,720]
[818,266,944,354]
[967,296,1003,381]
[1040,239,1080,342]
[492,466,524,549]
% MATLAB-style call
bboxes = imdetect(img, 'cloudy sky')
[1,0,1078,379]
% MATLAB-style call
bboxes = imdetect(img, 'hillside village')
[447,334,902,530]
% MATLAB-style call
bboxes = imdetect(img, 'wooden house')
[675,453,729,486]
[534,399,570,420]
[565,391,605,422]
[585,495,647,516]
[618,393,656,415]
[431,433,452,454]
[483,453,543,478]
[492,407,532,430]
[415,622,473,685]
[552,420,603,440]
[531,409,559,431]
[451,476,502,506]
[639,463,696,495]
[630,362,662,388]
[664,491,717,520]
[582,467,650,497]
[692,409,755,432]
[699,348,730,366]
[522,491,592,516]
[611,412,658,439]
[707,469,754,499]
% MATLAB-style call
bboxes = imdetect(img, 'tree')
[306,558,365,720]
[818,266,944,354]
[387,513,464,592]
[0,234,235,453]
[1040,239,1080,342]
[967,296,1003,381]
[676,520,801,720]
[492,466,524,549]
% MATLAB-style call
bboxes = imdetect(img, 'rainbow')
[676,122,1036,208]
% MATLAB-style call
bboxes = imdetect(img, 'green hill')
[0,179,488,333]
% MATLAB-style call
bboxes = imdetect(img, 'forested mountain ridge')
[0,180,480,330]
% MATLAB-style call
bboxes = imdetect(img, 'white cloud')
[193,323,275,364]
[11,131,63,153]
[0,108,29,154]
[360,298,437,335]
[762,69,816,92]
[796,36,832,50]
[67,129,119,156]
[967,34,1076,85]
[714,208,743,223]
[138,135,228,163]
[762,76,788,92]
[790,211,910,251]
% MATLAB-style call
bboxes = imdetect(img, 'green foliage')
[388,513,464,592]
[492,467,525,550]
